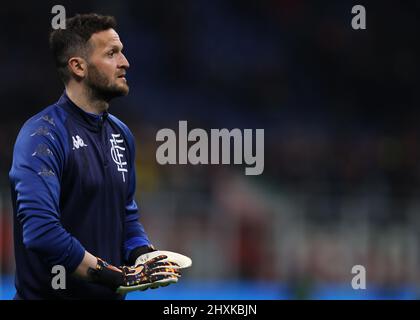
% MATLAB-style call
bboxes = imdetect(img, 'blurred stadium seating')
[0,0,419,299]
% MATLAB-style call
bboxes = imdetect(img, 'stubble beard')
[85,63,129,103]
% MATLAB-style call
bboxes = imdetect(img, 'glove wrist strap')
[87,258,124,291]
[128,244,156,265]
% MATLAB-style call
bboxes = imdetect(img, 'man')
[9,13,180,299]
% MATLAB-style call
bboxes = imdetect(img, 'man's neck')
[65,84,109,115]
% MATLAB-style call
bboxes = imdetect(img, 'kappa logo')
[36,115,56,126]
[31,126,55,140]
[38,166,55,177]
[72,135,88,150]
[110,133,127,182]
[32,143,53,157]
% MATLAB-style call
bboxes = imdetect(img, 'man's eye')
[108,51,115,57]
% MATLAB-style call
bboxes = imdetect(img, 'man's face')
[85,28,130,101]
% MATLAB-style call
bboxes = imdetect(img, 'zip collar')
[56,91,108,132]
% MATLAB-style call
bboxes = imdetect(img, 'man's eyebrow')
[107,44,123,51]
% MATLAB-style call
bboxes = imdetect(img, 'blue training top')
[9,91,151,299]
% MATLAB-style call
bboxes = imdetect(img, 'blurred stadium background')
[0,0,419,299]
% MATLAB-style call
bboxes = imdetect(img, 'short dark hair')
[49,13,117,84]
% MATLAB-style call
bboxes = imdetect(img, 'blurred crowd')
[0,0,419,297]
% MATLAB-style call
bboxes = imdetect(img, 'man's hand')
[87,255,180,294]
[135,250,192,269]
[117,255,181,294]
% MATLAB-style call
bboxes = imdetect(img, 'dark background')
[0,0,419,299]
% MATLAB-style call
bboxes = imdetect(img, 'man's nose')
[119,53,130,69]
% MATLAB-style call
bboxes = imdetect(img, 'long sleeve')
[9,120,85,273]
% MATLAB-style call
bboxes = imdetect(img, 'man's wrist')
[87,258,124,291]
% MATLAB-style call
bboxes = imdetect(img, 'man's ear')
[68,57,87,79]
